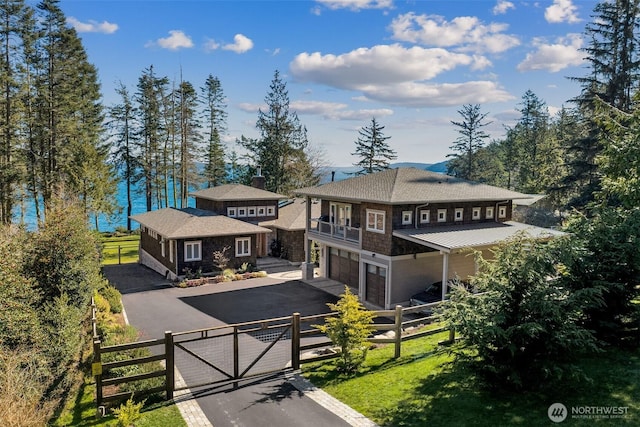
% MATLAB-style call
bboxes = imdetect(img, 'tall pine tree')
[352,117,396,175]
[447,104,491,181]
[201,74,227,187]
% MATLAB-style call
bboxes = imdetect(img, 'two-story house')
[296,167,563,309]
[131,174,287,279]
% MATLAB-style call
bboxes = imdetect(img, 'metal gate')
[171,315,300,391]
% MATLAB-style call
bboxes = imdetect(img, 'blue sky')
[58,0,597,167]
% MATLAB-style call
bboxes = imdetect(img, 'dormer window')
[227,207,237,217]
[248,207,257,217]
[257,206,266,216]
[238,207,247,217]
[498,205,507,219]
[472,207,481,220]
[486,206,494,219]
[454,208,464,222]
[402,211,412,225]
[437,209,447,223]
[266,206,275,216]
[420,210,430,224]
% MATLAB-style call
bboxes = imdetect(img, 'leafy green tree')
[352,117,396,176]
[201,74,228,187]
[444,235,601,390]
[447,104,491,180]
[238,70,316,194]
[316,287,375,374]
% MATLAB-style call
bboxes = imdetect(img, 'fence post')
[118,245,122,265]
[93,339,103,415]
[233,326,239,379]
[91,299,98,339]
[164,331,174,400]
[291,313,301,370]
[448,327,455,343]
[394,305,403,359]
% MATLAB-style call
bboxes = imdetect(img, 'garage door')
[329,247,359,290]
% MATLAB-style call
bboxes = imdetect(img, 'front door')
[365,264,386,307]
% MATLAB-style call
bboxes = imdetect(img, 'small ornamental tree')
[316,287,375,374]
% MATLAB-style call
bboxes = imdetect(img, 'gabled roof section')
[130,207,271,239]
[259,198,321,231]
[191,184,286,201]
[393,221,565,253]
[295,167,531,204]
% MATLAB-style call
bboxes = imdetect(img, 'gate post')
[291,313,301,370]
[92,339,103,414]
[394,305,403,358]
[164,331,174,400]
[233,326,239,379]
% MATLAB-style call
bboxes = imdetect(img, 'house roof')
[295,167,531,204]
[190,184,286,201]
[393,221,565,253]
[130,207,271,239]
[259,198,321,231]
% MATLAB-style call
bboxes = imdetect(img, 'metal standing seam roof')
[130,207,272,239]
[190,184,287,201]
[259,198,321,231]
[393,221,565,252]
[295,167,532,204]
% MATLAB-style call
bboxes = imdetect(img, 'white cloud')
[493,0,515,15]
[222,34,254,53]
[517,34,584,72]
[389,13,520,54]
[291,100,393,120]
[545,0,581,24]
[359,81,514,107]
[316,0,393,11]
[67,17,118,34]
[291,44,479,89]
[152,30,193,50]
[204,38,220,52]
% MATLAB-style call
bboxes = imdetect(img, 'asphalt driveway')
[103,264,351,427]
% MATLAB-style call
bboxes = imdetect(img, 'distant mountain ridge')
[320,161,448,183]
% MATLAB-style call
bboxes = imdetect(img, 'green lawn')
[302,332,640,426]
[101,235,140,265]
[51,376,186,427]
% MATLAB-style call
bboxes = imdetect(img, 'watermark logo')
[548,403,568,423]
[548,403,630,422]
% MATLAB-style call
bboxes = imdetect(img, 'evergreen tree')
[175,79,201,207]
[108,81,138,231]
[201,74,228,187]
[447,104,491,180]
[237,70,315,194]
[514,90,550,193]
[352,117,396,175]
[566,0,640,209]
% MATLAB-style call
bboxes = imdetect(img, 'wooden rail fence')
[91,299,453,409]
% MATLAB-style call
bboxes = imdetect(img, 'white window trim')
[248,207,257,217]
[184,241,202,262]
[169,240,174,263]
[257,206,266,216]
[235,237,251,257]
[402,210,412,225]
[454,208,464,222]
[237,207,247,217]
[266,206,275,216]
[161,238,166,257]
[227,207,237,218]
[420,210,430,224]
[366,209,386,233]
[486,207,494,219]
[437,209,447,223]
[472,207,481,220]
[498,205,507,219]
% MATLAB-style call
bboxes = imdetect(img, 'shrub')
[315,287,375,374]
[99,284,123,313]
[112,394,145,427]
[443,235,601,390]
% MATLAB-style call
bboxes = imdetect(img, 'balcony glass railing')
[308,219,361,244]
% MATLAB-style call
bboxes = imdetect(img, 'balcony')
[308,218,361,246]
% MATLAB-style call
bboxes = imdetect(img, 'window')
[486,206,494,219]
[235,237,251,257]
[227,207,237,217]
[257,206,266,216]
[472,207,481,220]
[454,208,464,222]
[266,206,275,216]
[366,209,385,233]
[237,207,247,217]
[420,210,430,224]
[184,241,202,262]
[498,205,507,218]
[437,209,447,223]
[402,211,412,225]
[248,207,257,217]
